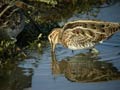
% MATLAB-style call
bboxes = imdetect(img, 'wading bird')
[48,20,120,54]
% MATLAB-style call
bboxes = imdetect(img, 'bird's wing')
[61,26,107,48]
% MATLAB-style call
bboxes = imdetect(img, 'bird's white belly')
[68,45,83,50]
[67,42,95,50]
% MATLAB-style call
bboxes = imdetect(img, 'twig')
[7,8,19,18]
[0,1,15,17]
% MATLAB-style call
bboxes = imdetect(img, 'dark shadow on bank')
[0,60,32,90]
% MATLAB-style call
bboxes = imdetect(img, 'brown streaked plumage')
[48,20,120,53]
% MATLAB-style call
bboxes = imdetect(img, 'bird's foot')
[89,48,99,55]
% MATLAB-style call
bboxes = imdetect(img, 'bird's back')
[60,20,120,50]
[62,20,120,34]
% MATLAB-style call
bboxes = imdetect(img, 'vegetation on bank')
[0,40,26,61]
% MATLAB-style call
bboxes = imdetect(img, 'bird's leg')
[72,50,74,54]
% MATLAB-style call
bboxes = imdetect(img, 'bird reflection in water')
[51,53,120,82]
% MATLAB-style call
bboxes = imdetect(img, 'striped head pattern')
[48,28,62,52]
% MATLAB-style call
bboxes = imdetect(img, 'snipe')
[48,20,120,53]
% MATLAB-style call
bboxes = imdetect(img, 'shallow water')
[1,2,120,90]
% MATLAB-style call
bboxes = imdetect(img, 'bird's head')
[48,28,62,52]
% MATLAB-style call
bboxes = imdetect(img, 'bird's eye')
[48,34,52,41]
[49,35,52,38]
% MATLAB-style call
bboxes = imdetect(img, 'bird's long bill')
[51,43,56,54]
[48,36,55,53]
[50,41,54,53]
